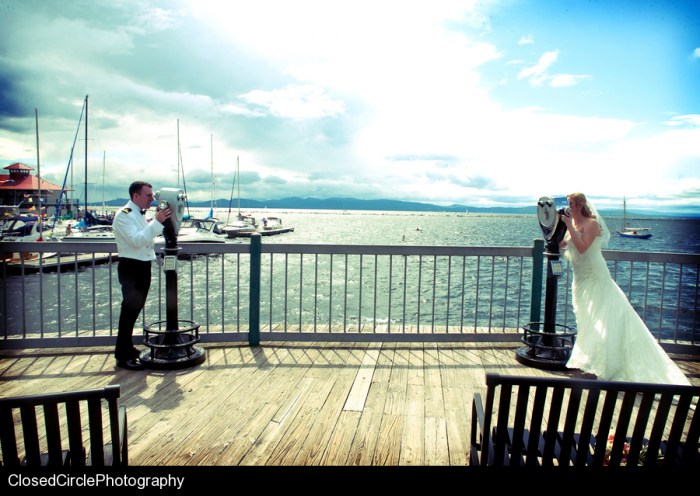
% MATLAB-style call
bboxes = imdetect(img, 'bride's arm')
[561,217,600,253]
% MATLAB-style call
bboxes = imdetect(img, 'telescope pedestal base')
[515,322,576,371]
[140,319,206,370]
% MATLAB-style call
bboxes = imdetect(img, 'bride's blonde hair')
[568,192,595,218]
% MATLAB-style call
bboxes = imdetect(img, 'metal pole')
[529,238,544,331]
[249,233,261,346]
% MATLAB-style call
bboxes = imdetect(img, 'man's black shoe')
[115,358,145,371]
[129,348,142,359]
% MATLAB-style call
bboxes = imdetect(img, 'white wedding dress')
[564,228,691,386]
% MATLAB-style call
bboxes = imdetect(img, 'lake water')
[2,209,698,340]
[194,207,700,253]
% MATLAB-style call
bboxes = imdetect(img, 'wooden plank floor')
[1,341,699,467]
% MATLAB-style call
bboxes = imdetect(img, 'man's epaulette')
[121,207,132,214]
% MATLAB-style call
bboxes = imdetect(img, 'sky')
[1,0,699,214]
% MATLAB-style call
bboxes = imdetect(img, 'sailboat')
[222,157,258,238]
[156,129,226,245]
[206,134,215,220]
[1,109,56,244]
[617,197,652,239]
[63,96,115,242]
[2,108,61,268]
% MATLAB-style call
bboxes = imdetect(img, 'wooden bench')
[0,385,127,467]
[470,373,700,467]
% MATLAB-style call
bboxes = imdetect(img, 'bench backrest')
[476,373,699,467]
[0,385,126,467]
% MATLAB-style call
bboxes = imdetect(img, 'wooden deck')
[1,341,699,467]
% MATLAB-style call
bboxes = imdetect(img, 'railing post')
[248,233,261,346]
[529,238,544,331]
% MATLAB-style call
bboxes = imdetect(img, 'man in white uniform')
[112,181,171,370]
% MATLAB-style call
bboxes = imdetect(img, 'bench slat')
[509,386,530,466]
[42,402,65,467]
[557,385,582,466]
[681,403,700,465]
[525,386,547,466]
[542,387,564,466]
[19,405,41,466]
[494,384,513,464]
[87,397,105,466]
[0,407,19,467]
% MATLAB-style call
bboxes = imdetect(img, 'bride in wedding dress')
[560,192,691,386]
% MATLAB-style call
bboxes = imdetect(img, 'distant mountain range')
[100,196,697,218]
[103,196,536,214]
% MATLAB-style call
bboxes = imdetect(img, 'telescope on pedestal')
[515,196,576,370]
[140,188,206,370]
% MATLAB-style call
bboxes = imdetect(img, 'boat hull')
[618,231,652,239]
[62,233,115,241]
[227,227,295,238]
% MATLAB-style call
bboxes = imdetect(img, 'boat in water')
[163,216,227,244]
[616,197,652,239]
[0,214,53,242]
[223,213,259,238]
[257,216,295,237]
[221,156,258,238]
[619,227,652,239]
[1,213,115,271]
[0,214,59,266]
[62,223,115,242]
[62,204,116,241]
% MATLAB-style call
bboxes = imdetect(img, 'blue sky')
[1,0,699,213]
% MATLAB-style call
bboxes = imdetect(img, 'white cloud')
[517,50,559,86]
[239,85,345,120]
[516,52,591,90]
[549,74,592,87]
[665,114,700,127]
[518,35,534,45]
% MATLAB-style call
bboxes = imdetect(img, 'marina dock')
[2,252,116,274]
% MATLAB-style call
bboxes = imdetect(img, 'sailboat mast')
[226,159,236,224]
[35,108,41,218]
[50,96,86,232]
[237,156,241,215]
[102,151,106,215]
[175,119,190,216]
[84,95,88,213]
[210,134,214,212]
[34,107,45,241]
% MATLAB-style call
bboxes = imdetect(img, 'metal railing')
[1,237,698,351]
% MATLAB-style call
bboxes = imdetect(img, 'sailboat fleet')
[222,156,260,238]
[159,130,227,244]
[221,156,294,238]
[3,98,302,251]
[0,98,117,271]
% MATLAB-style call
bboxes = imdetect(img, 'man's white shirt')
[112,200,164,261]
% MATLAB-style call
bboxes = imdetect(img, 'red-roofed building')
[0,163,67,217]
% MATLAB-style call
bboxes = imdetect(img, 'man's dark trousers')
[116,258,152,360]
